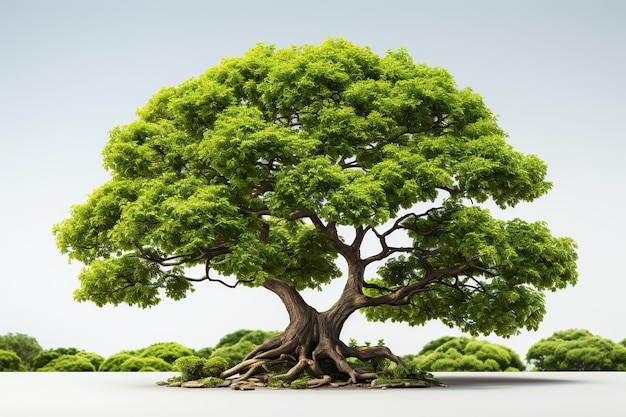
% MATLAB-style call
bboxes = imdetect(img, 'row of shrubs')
[0,329,278,372]
[1,328,625,373]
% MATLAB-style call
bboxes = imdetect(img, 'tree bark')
[220,260,404,385]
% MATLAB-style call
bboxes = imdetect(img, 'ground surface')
[1,372,624,416]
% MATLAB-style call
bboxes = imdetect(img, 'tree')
[410,336,525,371]
[526,329,626,371]
[0,333,43,370]
[54,38,578,386]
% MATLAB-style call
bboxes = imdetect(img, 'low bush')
[0,349,24,371]
[174,355,229,381]
[119,356,172,372]
[37,355,96,372]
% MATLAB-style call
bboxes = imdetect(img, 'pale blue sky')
[1,0,624,358]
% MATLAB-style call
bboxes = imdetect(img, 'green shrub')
[37,355,96,372]
[76,352,105,370]
[174,356,207,381]
[119,356,172,372]
[210,341,257,367]
[194,347,214,358]
[99,352,135,371]
[31,348,82,370]
[31,351,62,370]
[0,333,42,370]
[139,342,194,364]
[0,349,25,371]
[174,355,229,381]
[412,337,525,372]
[214,329,257,348]
[526,329,626,371]
[376,363,441,386]
[203,356,229,377]
[209,329,280,367]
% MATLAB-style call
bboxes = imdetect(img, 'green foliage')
[0,349,25,371]
[375,363,441,386]
[290,378,309,389]
[411,336,525,371]
[99,352,136,371]
[526,329,626,371]
[37,355,96,372]
[32,350,62,370]
[174,355,204,381]
[0,333,43,370]
[31,347,84,371]
[75,351,105,370]
[214,329,256,349]
[194,347,214,358]
[210,341,256,368]
[203,356,229,377]
[173,355,229,381]
[267,376,286,388]
[210,329,279,367]
[54,38,577,348]
[119,356,172,372]
[347,338,389,372]
[139,342,195,364]
[199,377,225,387]
[214,329,279,349]
[364,207,578,337]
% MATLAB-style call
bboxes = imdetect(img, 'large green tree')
[54,38,578,386]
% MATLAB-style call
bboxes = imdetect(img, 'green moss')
[203,356,229,377]
[375,364,441,386]
[267,376,286,388]
[173,356,206,381]
[290,378,309,389]
[200,377,225,387]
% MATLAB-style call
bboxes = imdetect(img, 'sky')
[1,0,625,360]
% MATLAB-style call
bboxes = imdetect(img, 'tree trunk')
[220,261,405,386]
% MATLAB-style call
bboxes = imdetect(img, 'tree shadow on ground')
[437,374,583,390]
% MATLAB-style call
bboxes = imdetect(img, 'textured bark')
[220,269,405,386]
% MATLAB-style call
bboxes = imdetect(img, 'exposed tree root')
[219,331,406,388]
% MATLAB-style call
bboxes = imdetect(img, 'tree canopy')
[54,38,578,386]
[526,329,626,371]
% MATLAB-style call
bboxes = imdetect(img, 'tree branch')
[364,262,475,307]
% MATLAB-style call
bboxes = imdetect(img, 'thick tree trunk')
[220,261,405,386]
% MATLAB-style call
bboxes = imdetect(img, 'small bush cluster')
[0,349,25,371]
[375,363,441,386]
[173,356,229,382]
[410,337,525,372]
